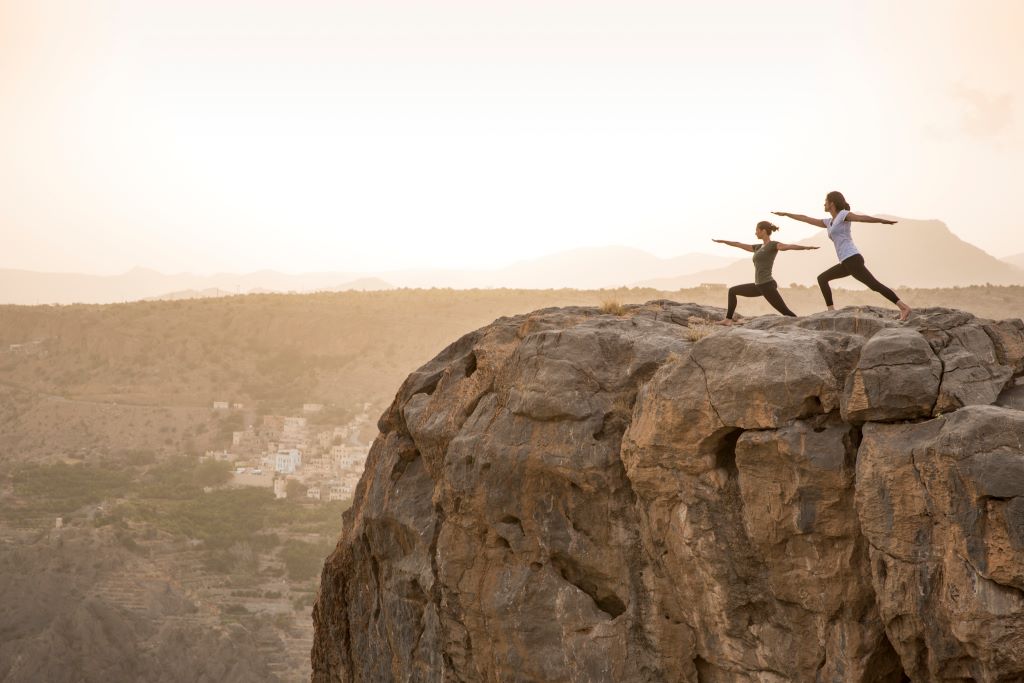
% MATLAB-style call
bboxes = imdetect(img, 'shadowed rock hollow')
[312,302,1024,683]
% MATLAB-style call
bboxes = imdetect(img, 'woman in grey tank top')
[713,221,818,326]
[773,190,912,321]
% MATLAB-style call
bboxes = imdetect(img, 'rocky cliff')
[312,302,1024,682]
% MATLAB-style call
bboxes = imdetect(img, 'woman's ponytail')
[826,190,851,211]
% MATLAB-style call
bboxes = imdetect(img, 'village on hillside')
[203,401,372,504]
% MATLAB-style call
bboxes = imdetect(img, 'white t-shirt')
[824,209,860,261]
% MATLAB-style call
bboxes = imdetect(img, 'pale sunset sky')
[1,1,1021,275]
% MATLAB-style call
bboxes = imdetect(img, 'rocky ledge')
[312,302,1024,683]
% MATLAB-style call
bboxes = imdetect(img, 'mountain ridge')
[3,218,1020,304]
[0,247,735,304]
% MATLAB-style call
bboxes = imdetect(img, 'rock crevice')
[314,303,1024,682]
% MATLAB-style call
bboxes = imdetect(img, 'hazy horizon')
[2,1,1023,278]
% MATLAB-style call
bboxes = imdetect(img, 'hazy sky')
[1,1,1021,275]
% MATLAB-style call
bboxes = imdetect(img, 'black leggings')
[817,254,899,307]
[726,280,796,319]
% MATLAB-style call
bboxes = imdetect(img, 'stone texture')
[841,327,942,423]
[912,310,1016,414]
[856,407,1024,681]
[313,304,1024,683]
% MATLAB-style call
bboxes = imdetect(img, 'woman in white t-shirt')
[773,191,912,321]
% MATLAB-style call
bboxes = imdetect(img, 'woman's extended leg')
[758,281,797,316]
[816,261,850,308]
[724,283,762,321]
[841,254,912,320]
[841,255,898,303]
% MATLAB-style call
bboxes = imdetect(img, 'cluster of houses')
[202,402,372,503]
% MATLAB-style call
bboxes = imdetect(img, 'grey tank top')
[751,241,779,285]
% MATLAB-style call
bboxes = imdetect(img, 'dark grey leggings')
[726,280,796,319]
[817,254,899,306]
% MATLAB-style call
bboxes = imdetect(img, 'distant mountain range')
[142,277,393,302]
[1,221,1021,305]
[639,217,1024,290]
[1003,253,1024,270]
[0,248,734,304]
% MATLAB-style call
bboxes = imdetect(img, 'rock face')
[312,303,1024,682]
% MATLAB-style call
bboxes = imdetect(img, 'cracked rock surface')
[312,302,1024,682]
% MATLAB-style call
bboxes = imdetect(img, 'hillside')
[0,525,275,682]
[0,454,349,682]
[4,287,1024,462]
[640,217,1024,289]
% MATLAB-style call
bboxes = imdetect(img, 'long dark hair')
[826,191,850,211]
[756,221,779,235]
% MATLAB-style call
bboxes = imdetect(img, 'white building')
[201,450,236,463]
[8,340,45,356]
[333,447,369,469]
[212,401,229,410]
[274,449,302,474]
[273,478,288,499]
[306,457,331,475]
[306,486,321,501]
[303,403,324,413]
[327,483,350,502]
[340,472,361,492]
[280,416,308,449]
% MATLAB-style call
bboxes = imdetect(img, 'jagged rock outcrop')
[312,302,1024,682]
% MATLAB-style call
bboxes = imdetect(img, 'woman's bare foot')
[716,318,734,327]
[897,301,912,321]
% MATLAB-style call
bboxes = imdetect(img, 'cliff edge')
[312,302,1024,682]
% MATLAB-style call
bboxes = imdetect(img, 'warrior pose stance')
[713,220,818,326]
[773,191,912,321]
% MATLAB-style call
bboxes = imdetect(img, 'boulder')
[841,327,942,423]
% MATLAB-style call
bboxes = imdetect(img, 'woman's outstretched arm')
[847,213,897,225]
[712,239,755,252]
[772,211,826,228]
[777,243,819,251]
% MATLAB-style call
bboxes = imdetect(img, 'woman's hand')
[712,239,754,252]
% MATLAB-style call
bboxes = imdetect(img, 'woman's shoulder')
[834,209,852,224]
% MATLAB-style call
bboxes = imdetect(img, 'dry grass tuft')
[683,316,717,341]
[600,300,627,316]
